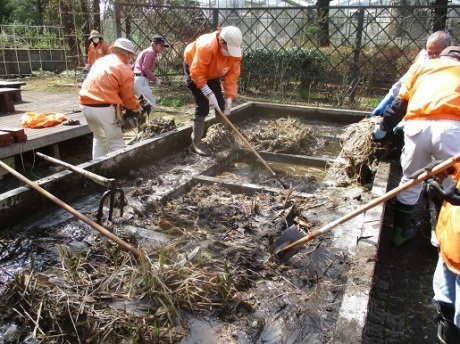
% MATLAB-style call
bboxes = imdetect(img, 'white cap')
[220,26,242,58]
[111,38,137,54]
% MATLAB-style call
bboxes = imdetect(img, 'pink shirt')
[132,47,159,83]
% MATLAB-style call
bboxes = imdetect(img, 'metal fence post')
[213,9,219,29]
[350,8,364,105]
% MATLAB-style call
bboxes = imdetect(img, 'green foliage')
[0,0,14,25]
[240,48,326,96]
[157,97,185,107]
[8,0,47,25]
[0,25,63,49]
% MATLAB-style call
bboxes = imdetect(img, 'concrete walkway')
[363,160,438,343]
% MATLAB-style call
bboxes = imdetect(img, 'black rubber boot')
[436,303,460,344]
[392,200,416,247]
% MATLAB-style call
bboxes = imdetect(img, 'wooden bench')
[0,81,26,89]
[0,82,25,102]
[0,88,21,113]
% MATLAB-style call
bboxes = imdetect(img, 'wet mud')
[0,116,378,343]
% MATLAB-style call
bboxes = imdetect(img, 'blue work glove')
[427,179,460,206]
[372,124,387,140]
[370,93,394,117]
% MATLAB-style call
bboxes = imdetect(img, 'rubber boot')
[436,303,460,344]
[189,117,210,156]
[392,200,416,247]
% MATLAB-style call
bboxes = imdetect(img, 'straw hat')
[89,30,103,40]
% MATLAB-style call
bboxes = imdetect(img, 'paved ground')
[363,160,439,344]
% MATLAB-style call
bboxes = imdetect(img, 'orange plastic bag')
[21,112,67,128]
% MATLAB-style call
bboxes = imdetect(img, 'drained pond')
[0,113,385,343]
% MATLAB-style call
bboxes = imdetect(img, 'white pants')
[81,105,124,159]
[396,120,460,205]
[133,76,156,107]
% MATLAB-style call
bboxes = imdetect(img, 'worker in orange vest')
[183,26,243,156]
[87,30,110,71]
[428,163,460,343]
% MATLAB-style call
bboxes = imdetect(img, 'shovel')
[269,154,460,263]
[214,107,289,189]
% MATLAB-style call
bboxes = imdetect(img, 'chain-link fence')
[1,2,460,108]
[112,3,460,107]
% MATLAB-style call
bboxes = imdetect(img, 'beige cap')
[89,30,103,40]
[220,26,242,58]
[111,38,137,54]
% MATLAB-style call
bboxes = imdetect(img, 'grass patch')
[23,70,80,92]
[157,96,185,107]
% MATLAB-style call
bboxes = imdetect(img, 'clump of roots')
[328,117,391,185]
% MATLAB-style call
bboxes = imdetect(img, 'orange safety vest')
[79,53,140,111]
[436,162,460,274]
[399,58,460,123]
[184,31,242,99]
[88,41,110,68]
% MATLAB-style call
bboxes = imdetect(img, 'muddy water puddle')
[0,115,374,343]
[217,160,327,193]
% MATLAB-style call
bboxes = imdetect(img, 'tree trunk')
[92,0,101,31]
[79,0,90,58]
[316,0,330,47]
[36,0,44,25]
[433,0,448,32]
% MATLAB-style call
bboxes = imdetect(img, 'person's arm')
[222,59,241,115]
[189,46,213,91]
[87,45,94,69]
[380,97,408,132]
[427,179,460,206]
[102,41,110,56]
[370,92,395,117]
[373,97,408,139]
[222,59,241,100]
[118,68,141,110]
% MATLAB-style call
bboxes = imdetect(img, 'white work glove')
[200,85,219,109]
[224,98,232,115]
[207,93,219,109]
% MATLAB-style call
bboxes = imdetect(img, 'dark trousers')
[184,61,225,120]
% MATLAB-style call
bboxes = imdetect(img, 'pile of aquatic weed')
[2,239,237,343]
[123,117,178,145]
[140,118,177,138]
[202,123,237,152]
[1,180,354,343]
[328,117,391,185]
[245,117,326,155]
